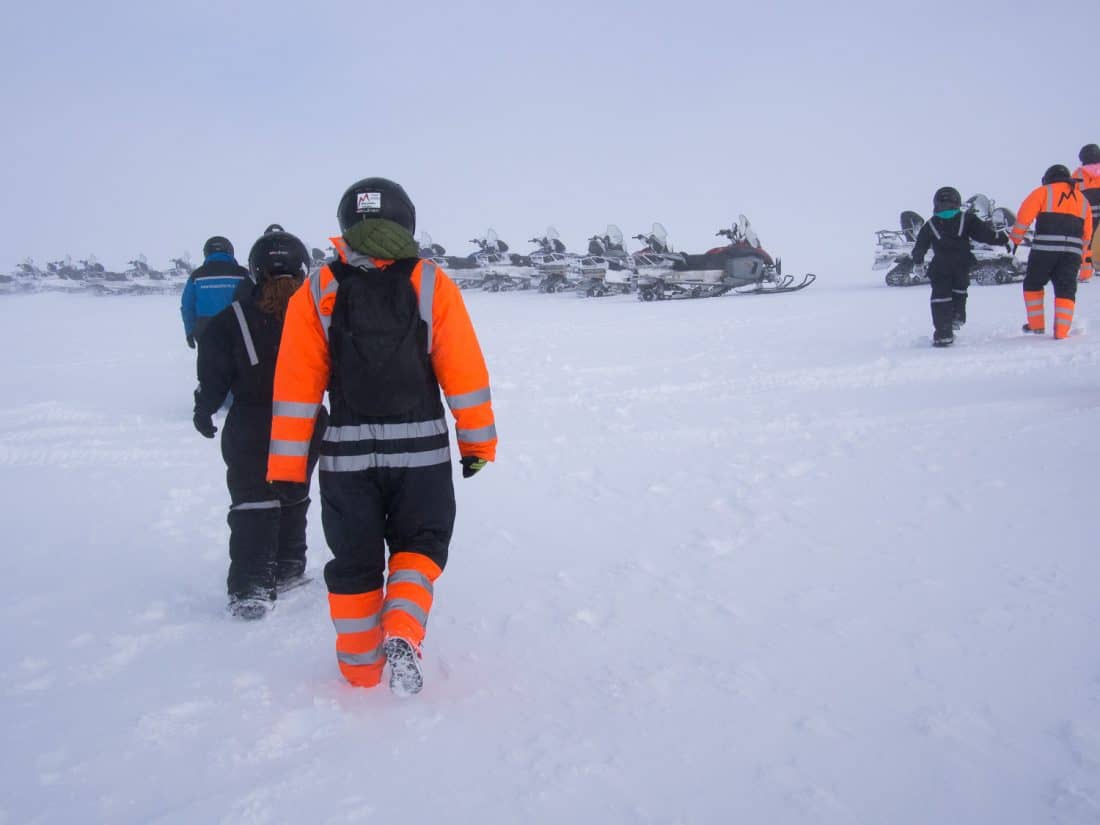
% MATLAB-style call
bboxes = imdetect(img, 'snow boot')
[227,595,273,620]
[932,330,954,347]
[1021,323,1045,334]
[384,637,423,696]
[952,318,964,331]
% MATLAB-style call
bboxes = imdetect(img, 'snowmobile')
[529,228,578,293]
[963,194,1026,286]
[876,196,1026,287]
[632,218,815,301]
[467,229,535,292]
[876,211,928,286]
[3,258,46,292]
[574,225,635,297]
[415,233,485,288]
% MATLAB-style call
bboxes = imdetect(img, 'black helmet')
[264,223,285,234]
[1041,164,1073,185]
[336,177,416,236]
[203,236,233,257]
[932,186,962,212]
[1079,144,1100,165]
[247,231,309,283]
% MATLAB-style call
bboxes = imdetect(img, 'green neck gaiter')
[343,218,419,260]
[935,209,961,220]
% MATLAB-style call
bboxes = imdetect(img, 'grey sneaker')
[384,637,423,696]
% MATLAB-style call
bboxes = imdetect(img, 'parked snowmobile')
[876,211,928,286]
[529,228,577,293]
[468,229,535,292]
[416,232,485,289]
[575,225,634,297]
[877,197,1025,287]
[962,194,1026,285]
[633,217,815,301]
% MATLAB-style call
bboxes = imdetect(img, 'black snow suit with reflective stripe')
[195,287,327,601]
[911,211,1003,335]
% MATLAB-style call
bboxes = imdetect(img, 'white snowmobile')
[416,232,486,289]
[468,229,536,292]
[529,227,578,293]
[877,196,1025,287]
[575,225,635,297]
[633,218,815,301]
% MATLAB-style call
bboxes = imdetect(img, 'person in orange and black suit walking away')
[909,186,1006,347]
[1010,165,1094,340]
[1072,143,1100,282]
[267,177,497,696]
[193,230,327,619]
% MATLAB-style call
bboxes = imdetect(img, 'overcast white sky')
[0,0,1092,279]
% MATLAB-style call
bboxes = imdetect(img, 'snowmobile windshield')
[965,194,991,221]
[607,225,624,246]
[417,232,434,249]
[650,223,669,250]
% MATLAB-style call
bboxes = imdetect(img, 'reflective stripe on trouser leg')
[330,590,384,687]
[1054,297,1074,340]
[1024,290,1045,330]
[382,552,443,648]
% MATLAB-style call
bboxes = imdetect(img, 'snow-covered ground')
[2,278,1099,824]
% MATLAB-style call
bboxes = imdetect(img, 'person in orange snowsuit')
[267,177,497,695]
[1009,165,1093,339]
[1072,143,1100,281]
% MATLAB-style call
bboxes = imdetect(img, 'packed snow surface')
[2,281,1099,824]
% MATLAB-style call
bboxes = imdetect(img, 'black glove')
[1006,240,1016,254]
[193,411,217,438]
[461,456,488,478]
[186,334,196,349]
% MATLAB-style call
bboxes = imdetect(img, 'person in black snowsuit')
[910,186,1006,346]
[192,230,328,618]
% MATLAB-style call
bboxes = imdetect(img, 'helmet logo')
[356,192,382,213]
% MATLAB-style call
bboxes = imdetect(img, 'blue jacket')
[181,253,249,338]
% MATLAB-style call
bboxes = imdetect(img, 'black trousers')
[1022,250,1079,300]
[928,263,968,334]
[222,403,326,600]
[320,462,456,595]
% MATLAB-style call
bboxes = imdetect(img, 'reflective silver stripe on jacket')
[387,569,435,595]
[419,260,437,354]
[337,648,383,666]
[270,439,310,457]
[231,301,259,366]
[332,615,380,634]
[310,268,340,340]
[927,220,940,240]
[383,598,429,628]
[931,297,952,303]
[1030,243,1084,255]
[273,401,319,419]
[446,387,492,410]
[319,447,451,472]
[456,424,497,443]
[323,419,447,443]
[231,500,281,511]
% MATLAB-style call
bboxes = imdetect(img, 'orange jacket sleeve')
[267,272,332,482]
[413,262,497,462]
[1010,186,1044,245]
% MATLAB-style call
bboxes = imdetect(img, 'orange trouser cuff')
[1024,290,1045,330]
[330,590,384,688]
[382,552,443,647]
[1054,297,1074,340]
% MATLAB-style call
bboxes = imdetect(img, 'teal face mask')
[935,209,961,219]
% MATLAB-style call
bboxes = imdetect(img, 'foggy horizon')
[1,0,1091,279]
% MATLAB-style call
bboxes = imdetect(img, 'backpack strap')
[927,219,942,240]
[418,260,437,354]
[231,300,259,366]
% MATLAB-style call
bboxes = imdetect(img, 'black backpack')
[327,258,435,418]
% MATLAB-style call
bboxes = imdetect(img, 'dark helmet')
[932,186,962,212]
[1079,144,1100,165]
[1041,164,1073,185]
[203,236,233,257]
[247,230,310,283]
[336,177,416,236]
[264,223,285,234]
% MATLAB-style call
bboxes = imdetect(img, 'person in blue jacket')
[180,236,249,348]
